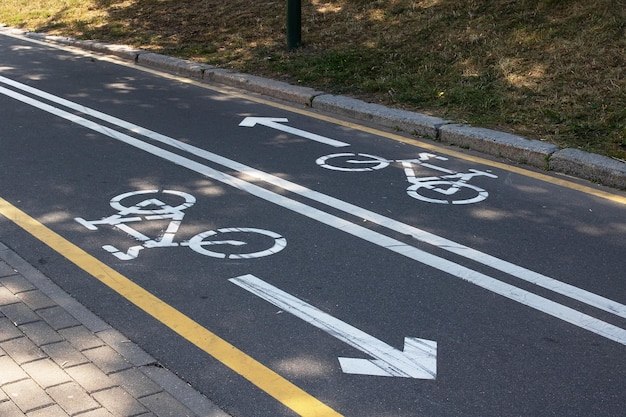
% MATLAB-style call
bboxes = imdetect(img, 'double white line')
[1,74,625,346]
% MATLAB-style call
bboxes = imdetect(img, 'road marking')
[315,152,498,205]
[1,28,624,206]
[231,274,437,379]
[1,83,625,347]
[181,227,287,259]
[316,153,392,172]
[74,189,287,260]
[0,76,626,318]
[239,117,350,147]
[0,196,343,417]
[75,189,193,259]
[1,75,623,322]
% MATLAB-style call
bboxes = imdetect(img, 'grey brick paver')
[140,366,226,417]
[140,391,195,417]
[96,329,155,367]
[37,306,80,330]
[83,345,132,374]
[64,363,114,393]
[0,355,29,386]
[92,387,148,417]
[0,261,16,277]
[0,285,18,306]
[0,337,47,365]
[22,359,72,389]
[0,399,27,417]
[0,275,35,294]
[46,382,100,416]
[0,303,40,326]
[41,341,89,368]
[26,404,70,417]
[109,368,161,399]
[3,379,54,413]
[74,408,115,417]
[19,321,65,346]
[17,290,56,311]
[0,317,24,342]
[59,325,105,351]
[1,387,9,401]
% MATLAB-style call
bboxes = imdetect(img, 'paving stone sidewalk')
[0,242,230,417]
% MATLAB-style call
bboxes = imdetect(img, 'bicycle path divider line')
[1,81,625,346]
[0,196,344,417]
[2,26,625,190]
[1,74,623,322]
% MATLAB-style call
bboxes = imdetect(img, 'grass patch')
[1,0,625,159]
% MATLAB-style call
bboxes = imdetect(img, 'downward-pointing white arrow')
[229,274,437,379]
[239,117,350,148]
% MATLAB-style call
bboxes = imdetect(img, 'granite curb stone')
[205,69,325,107]
[312,94,451,139]
[9,26,624,190]
[439,124,559,169]
[82,41,144,61]
[137,52,211,78]
[549,148,626,189]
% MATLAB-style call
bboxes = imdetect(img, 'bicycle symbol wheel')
[182,228,287,259]
[406,181,489,205]
[316,153,391,172]
[109,190,196,215]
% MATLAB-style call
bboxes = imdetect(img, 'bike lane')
[1,32,625,417]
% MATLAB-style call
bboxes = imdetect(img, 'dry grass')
[2,0,625,159]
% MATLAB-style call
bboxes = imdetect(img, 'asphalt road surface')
[1,32,625,417]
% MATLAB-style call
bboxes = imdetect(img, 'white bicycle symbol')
[75,190,287,260]
[316,152,498,205]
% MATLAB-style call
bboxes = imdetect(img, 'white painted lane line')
[239,117,350,147]
[230,274,437,379]
[2,84,626,346]
[2,74,621,321]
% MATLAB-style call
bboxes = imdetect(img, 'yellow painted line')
[0,196,343,417]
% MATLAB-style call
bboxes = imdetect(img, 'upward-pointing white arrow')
[239,117,350,148]
[230,274,437,379]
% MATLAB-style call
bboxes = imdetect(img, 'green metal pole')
[287,0,302,50]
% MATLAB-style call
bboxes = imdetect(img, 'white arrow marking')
[239,117,350,148]
[229,274,437,379]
